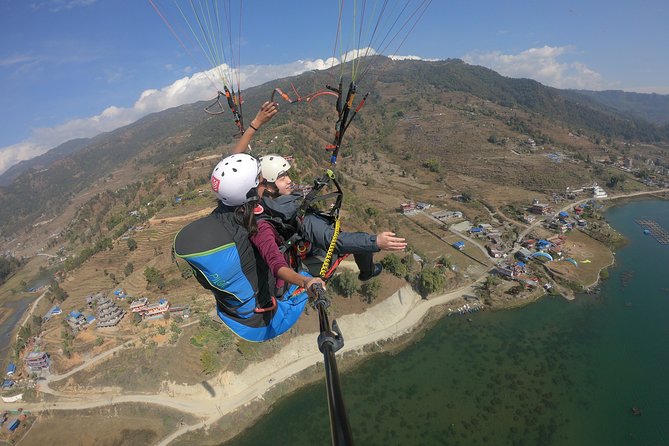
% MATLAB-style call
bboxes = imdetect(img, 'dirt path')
[148,207,212,225]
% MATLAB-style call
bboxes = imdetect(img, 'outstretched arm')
[231,101,279,154]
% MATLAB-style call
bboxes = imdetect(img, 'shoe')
[358,263,383,281]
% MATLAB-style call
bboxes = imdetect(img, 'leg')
[301,214,382,280]
[301,214,379,254]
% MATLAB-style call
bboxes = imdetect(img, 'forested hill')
[0,138,92,187]
[564,89,669,126]
[380,59,668,142]
[1,57,667,237]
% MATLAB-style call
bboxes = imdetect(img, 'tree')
[144,266,166,291]
[331,270,359,298]
[484,275,500,293]
[132,312,143,325]
[361,279,381,304]
[124,262,134,277]
[48,280,68,303]
[127,238,138,251]
[179,263,193,279]
[422,159,440,173]
[31,315,42,335]
[381,254,408,278]
[415,267,446,298]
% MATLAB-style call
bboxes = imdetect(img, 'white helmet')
[259,154,291,183]
[211,153,260,206]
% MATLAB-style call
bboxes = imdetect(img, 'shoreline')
[161,279,486,445]
[197,195,668,444]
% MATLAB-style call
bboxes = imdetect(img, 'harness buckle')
[254,296,277,313]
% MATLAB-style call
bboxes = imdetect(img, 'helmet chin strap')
[246,187,260,203]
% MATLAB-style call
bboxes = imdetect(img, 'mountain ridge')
[1,57,668,239]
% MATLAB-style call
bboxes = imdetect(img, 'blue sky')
[1,0,668,174]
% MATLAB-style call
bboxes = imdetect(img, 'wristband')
[248,123,258,131]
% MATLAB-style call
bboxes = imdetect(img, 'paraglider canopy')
[564,258,578,267]
[531,252,553,262]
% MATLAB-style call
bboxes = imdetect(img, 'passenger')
[173,153,323,342]
[259,154,407,280]
[248,167,327,297]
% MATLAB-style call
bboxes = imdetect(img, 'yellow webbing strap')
[319,217,341,278]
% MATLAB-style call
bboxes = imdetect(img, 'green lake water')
[225,199,669,446]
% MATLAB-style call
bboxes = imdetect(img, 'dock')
[635,219,669,244]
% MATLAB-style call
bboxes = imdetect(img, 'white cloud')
[463,45,607,90]
[0,56,342,175]
[389,55,439,62]
[31,0,97,12]
[0,141,46,175]
[0,54,38,67]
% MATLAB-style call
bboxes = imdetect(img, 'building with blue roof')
[6,363,16,376]
[536,240,552,249]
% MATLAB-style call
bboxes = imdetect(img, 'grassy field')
[545,229,616,288]
[20,404,196,446]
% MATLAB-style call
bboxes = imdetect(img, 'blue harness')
[174,207,310,342]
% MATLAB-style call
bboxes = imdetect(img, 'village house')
[592,184,608,198]
[24,351,50,373]
[469,227,484,236]
[486,244,505,258]
[548,220,570,234]
[130,297,149,313]
[495,265,515,278]
[94,295,126,328]
[169,304,191,318]
[42,305,62,322]
[400,201,418,215]
[65,311,88,333]
[530,200,552,215]
[516,247,533,261]
[130,297,170,320]
[432,210,463,220]
[142,299,170,320]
